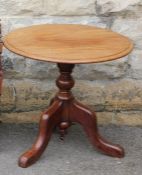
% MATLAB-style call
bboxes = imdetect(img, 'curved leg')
[70,100,124,158]
[19,100,63,168]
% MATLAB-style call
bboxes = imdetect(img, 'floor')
[0,123,142,175]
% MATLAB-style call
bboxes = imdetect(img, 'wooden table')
[3,24,133,168]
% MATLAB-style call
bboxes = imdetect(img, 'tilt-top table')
[3,24,133,168]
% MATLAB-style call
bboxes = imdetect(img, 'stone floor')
[0,123,142,175]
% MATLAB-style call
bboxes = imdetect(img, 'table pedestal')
[19,63,124,168]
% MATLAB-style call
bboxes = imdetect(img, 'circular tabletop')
[3,24,133,64]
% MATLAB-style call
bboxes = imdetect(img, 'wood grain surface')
[3,24,133,64]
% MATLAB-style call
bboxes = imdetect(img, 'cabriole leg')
[19,100,63,168]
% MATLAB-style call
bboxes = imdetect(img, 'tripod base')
[19,64,124,168]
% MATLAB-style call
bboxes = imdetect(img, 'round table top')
[3,24,133,64]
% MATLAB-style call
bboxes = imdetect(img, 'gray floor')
[0,123,142,175]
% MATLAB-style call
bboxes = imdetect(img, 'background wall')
[0,0,142,125]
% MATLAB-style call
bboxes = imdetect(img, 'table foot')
[71,101,124,158]
[18,100,63,168]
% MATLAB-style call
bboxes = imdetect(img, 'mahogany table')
[3,24,133,168]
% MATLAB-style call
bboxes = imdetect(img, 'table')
[3,24,133,168]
